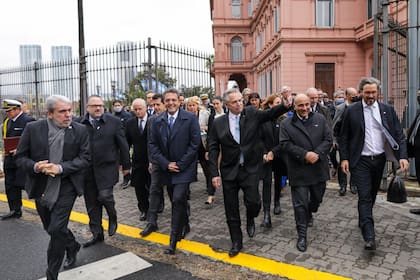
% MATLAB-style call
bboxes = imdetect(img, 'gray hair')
[333,90,344,98]
[358,77,381,92]
[223,88,241,103]
[132,98,146,107]
[163,88,180,98]
[46,95,71,113]
[306,87,318,96]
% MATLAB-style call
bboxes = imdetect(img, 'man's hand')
[341,160,350,175]
[305,151,319,164]
[34,160,49,173]
[168,162,180,173]
[148,163,153,173]
[9,149,17,156]
[212,176,221,190]
[42,163,61,177]
[399,159,409,172]
[266,151,274,162]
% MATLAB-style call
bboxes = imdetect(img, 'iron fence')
[0,38,214,117]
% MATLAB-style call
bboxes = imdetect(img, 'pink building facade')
[210,0,408,98]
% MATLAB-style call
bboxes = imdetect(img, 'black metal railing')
[0,38,214,117]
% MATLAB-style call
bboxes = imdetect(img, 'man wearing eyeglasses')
[79,95,130,247]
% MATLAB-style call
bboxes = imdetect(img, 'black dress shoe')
[164,239,177,255]
[260,211,272,228]
[139,212,147,221]
[339,185,346,196]
[350,185,358,194]
[409,208,420,215]
[364,239,376,251]
[246,218,255,238]
[121,174,131,189]
[0,210,22,220]
[296,237,307,252]
[63,242,81,269]
[140,223,158,237]
[228,242,243,257]
[108,217,118,236]
[273,203,281,215]
[83,233,104,248]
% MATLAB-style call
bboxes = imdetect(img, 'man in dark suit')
[307,87,332,128]
[125,98,150,221]
[208,88,290,257]
[15,95,90,280]
[340,77,409,250]
[141,88,200,255]
[79,95,131,247]
[331,87,360,195]
[1,99,34,220]
[279,94,332,252]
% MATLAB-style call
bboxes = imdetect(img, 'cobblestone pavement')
[2,172,420,279]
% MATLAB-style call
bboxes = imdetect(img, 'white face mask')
[113,106,122,113]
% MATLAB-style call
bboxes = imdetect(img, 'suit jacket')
[261,117,288,174]
[280,112,332,186]
[331,102,347,143]
[313,103,332,128]
[407,110,420,158]
[149,108,200,184]
[339,101,408,169]
[208,104,289,181]
[15,120,90,199]
[3,113,35,186]
[126,116,149,169]
[79,112,130,189]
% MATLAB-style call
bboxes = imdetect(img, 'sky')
[0,0,214,67]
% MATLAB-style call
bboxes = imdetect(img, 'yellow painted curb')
[0,194,350,280]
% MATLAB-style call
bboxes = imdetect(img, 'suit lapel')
[356,102,365,133]
[225,112,238,144]
[378,103,391,132]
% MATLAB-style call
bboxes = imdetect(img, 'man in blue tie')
[142,88,200,255]
[208,88,291,257]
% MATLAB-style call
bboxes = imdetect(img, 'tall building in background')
[115,41,137,99]
[51,46,73,98]
[19,44,43,101]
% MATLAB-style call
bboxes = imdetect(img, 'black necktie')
[138,119,144,134]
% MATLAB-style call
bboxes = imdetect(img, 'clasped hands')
[34,160,61,177]
[168,162,180,173]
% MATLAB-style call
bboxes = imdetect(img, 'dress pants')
[36,180,78,280]
[84,175,115,236]
[415,157,420,185]
[166,183,189,239]
[198,143,214,196]
[4,168,22,212]
[291,182,326,237]
[351,154,386,241]
[261,163,273,211]
[131,166,151,214]
[222,167,261,244]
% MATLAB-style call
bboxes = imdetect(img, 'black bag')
[387,175,407,203]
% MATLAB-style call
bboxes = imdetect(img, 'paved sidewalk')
[1,172,420,279]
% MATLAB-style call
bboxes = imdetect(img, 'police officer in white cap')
[1,99,35,220]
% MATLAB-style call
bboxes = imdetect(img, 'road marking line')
[37,252,152,280]
[0,194,350,280]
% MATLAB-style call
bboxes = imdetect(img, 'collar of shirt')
[362,99,378,110]
[168,110,179,122]
[296,113,308,121]
[138,115,147,123]
[12,111,23,122]
[228,111,240,121]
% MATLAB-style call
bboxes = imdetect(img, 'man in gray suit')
[16,95,90,280]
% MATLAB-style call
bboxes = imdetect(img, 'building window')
[274,6,279,33]
[231,37,243,63]
[248,1,253,17]
[367,0,377,19]
[232,0,241,18]
[316,0,334,27]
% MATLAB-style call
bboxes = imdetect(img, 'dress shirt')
[138,115,147,131]
[361,100,385,156]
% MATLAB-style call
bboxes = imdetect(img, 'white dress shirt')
[361,100,385,156]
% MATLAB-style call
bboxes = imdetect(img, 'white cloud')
[0,0,213,67]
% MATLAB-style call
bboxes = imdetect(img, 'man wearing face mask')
[407,88,420,215]
[112,100,132,128]
[332,87,360,195]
